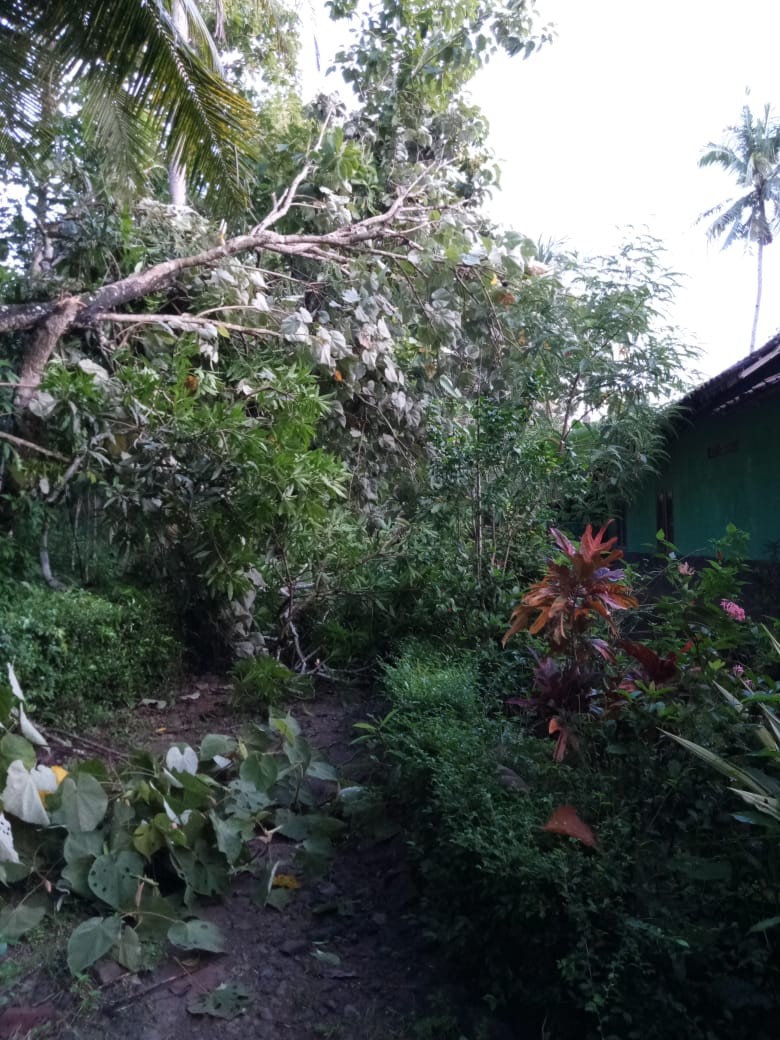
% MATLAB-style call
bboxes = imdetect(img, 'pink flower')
[720,599,746,622]
[732,663,745,677]
[677,562,695,577]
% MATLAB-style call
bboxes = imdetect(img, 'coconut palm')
[699,103,780,353]
[0,0,258,209]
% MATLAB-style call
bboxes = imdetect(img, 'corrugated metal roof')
[681,332,780,415]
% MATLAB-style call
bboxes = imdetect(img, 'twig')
[101,969,192,1014]
[47,726,130,761]
[0,430,68,460]
[93,312,283,339]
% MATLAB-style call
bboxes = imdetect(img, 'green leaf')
[199,734,237,761]
[663,732,769,794]
[297,836,336,877]
[135,892,179,940]
[239,752,278,793]
[306,759,338,782]
[88,851,145,910]
[67,916,123,975]
[750,915,780,933]
[58,774,109,833]
[64,831,103,863]
[171,844,229,898]
[208,812,242,865]
[0,901,46,941]
[133,821,164,857]
[167,918,226,953]
[169,770,216,808]
[0,861,31,885]
[113,925,143,972]
[62,857,93,898]
[187,982,249,1019]
[275,811,345,842]
[265,888,293,912]
[269,714,301,743]
[0,732,36,770]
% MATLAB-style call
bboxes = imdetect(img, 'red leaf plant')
[620,640,679,686]
[503,523,638,759]
[503,522,637,655]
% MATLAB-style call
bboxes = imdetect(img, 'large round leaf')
[67,915,122,975]
[167,918,225,953]
[58,774,108,833]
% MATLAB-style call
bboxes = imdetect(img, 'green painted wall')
[626,391,780,559]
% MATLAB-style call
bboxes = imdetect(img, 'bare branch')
[0,177,437,415]
[0,431,68,460]
[93,311,284,339]
[252,111,334,235]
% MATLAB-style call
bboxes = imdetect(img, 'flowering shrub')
[720,598,746,622]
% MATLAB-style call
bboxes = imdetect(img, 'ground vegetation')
[1,3,776,1038]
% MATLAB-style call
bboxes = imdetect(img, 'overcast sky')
[301,0,780,379]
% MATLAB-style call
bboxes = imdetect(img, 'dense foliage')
[381,532,780,1040]
[3,3,776,1037]
[0,668,340,976]
[0,0,690,671]
[0,583,180,723]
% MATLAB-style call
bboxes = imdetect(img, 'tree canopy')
[0,0,259,208]
[0,0,690,661]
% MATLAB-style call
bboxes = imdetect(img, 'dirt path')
[1,680,439,1040]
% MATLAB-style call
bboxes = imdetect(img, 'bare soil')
[0,678,442,1040]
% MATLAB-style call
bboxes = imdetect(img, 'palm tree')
[699,103,780,353]
[0,0,258,210]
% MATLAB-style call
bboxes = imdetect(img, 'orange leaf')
[542,805,597,848]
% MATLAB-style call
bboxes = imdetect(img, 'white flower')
[7,662,24,702]
[162,799,191,828]
[0,812,20,864]
[18,706,48,747]
[1,760,51,827]
[165,745,198,776]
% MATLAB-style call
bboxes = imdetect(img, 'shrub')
[230,655,312,711]
[0,582,181,724]
[382,642,780,1040]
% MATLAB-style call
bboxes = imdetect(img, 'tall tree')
[699,103,780,353]
[0,0,257,210]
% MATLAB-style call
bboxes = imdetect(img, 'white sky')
[300,0,780,379]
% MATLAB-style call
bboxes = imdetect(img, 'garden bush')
[382,642,780,1040]
[0,582,181,724]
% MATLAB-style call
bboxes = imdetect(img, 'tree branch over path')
[2,180,433,417]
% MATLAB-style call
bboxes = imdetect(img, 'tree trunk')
[30,48,58,275]
[14,297,82,420]
[169,0,188,207]
[750,241,763,353]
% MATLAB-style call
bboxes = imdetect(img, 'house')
[624,333,780,561]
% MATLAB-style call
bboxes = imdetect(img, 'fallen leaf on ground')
[542,805,597,848]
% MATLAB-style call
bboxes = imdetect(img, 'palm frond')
[0,0,258,211]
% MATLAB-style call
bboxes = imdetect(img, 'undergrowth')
[382,641,780,1040]
[0,582,181,724]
